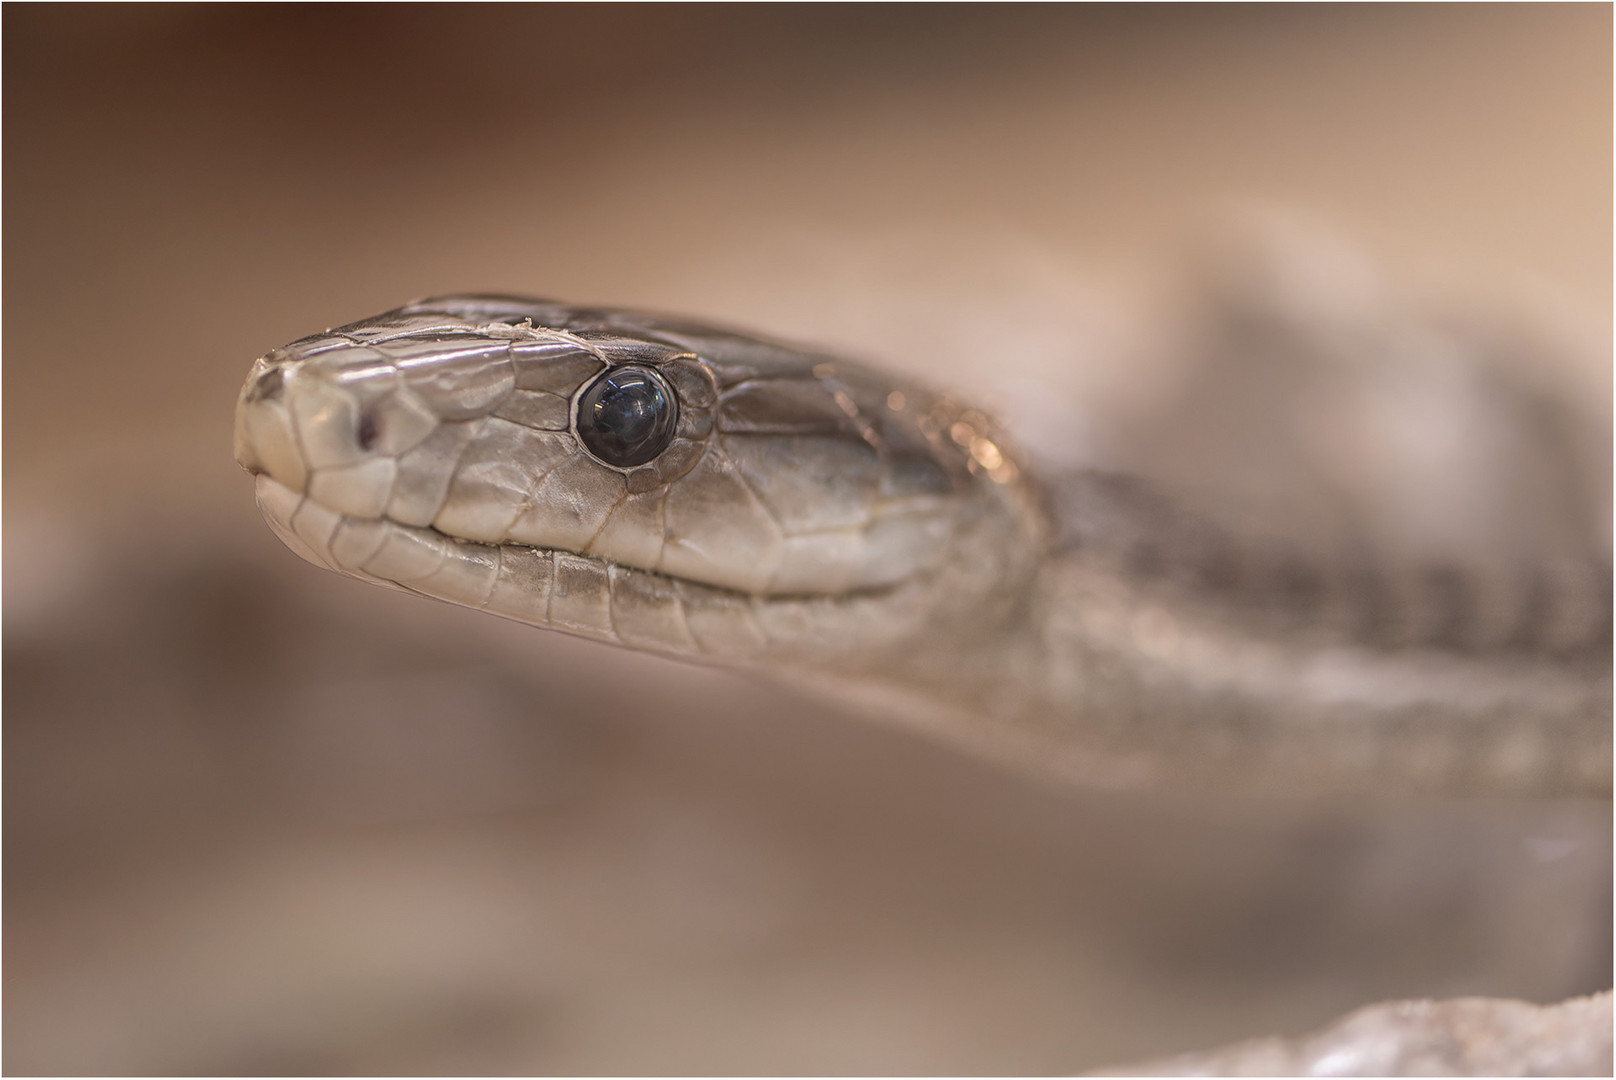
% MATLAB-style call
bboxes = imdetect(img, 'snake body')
[234,296,1611,797]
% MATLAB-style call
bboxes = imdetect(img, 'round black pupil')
[577,367,677,468]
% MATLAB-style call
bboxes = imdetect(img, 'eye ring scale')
[572,364,681,469]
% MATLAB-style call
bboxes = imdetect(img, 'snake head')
[235,296,1046,664]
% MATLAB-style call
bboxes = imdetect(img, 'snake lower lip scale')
[234,294,1612,798]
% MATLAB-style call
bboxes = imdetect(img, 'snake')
[232,295,1611,799]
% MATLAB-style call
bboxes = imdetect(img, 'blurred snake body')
[234,296,1611,797]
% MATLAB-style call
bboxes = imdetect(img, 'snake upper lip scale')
[234,295,1612,798]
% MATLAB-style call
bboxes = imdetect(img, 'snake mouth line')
[257,471,909,606]
[254,474,916,662]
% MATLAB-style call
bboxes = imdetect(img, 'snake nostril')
[357,409,379,451]
[246,365,285,403]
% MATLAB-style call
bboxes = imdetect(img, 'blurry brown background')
[5,5,1611,1075]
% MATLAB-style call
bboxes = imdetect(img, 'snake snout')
[234,358,306,486]
[235,352,413,524]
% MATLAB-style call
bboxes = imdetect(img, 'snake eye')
[574,365,679,468]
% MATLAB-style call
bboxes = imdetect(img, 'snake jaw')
[248,471,964,668]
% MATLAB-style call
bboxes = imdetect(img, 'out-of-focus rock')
[1102,991,1613,1076]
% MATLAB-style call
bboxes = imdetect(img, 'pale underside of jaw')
[253,474,917,666]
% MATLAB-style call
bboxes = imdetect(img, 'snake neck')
[806,468,1612,798]
[1045,470,1612,658]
